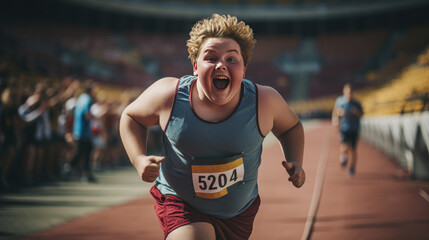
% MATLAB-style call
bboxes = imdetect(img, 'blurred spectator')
[103,101,122,167]
[57,78,81,177]
[0,77,17,190]
[66,80,98,183]
[331,83,364,177]
[43,79,80,182]
[90,98,108,172]
[1,77,23,190]
[18,82,55,185]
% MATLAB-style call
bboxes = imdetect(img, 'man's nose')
[215,61,227,70]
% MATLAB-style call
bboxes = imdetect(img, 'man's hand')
[282,161,305,188]
[337,108,345,117]
[351,106,363,118]
[134,155,165,182]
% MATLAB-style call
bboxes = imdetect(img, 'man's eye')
[206,57,216,62]
[227,57,237,63]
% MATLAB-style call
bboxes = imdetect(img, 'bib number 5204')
[192,159,244,199]
[198,169,239,190]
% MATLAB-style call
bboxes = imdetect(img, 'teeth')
[214,76,228,80]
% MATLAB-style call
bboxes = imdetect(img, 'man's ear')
[193,62,198,76]
[243,65,247,78]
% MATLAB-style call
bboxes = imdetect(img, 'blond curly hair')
[187,14,256,66]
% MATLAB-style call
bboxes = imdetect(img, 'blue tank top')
[334,96,363,132]
[155,75,264,218]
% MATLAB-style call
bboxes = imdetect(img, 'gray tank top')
[155,75,264,218]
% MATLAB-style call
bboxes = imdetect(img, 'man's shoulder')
[154,77,180,87]
[149,77,180,99]
[335,96,345,106]
[77,93,90,99]
[76,93,90,104]
[336,95,345,101]
[255,84,283,105]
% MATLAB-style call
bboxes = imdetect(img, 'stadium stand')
[360,47,429,115]
[291,43,429,117]
[1,0,429,188]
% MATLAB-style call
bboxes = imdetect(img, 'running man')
[332,83,363,177]
[120,14,306,240]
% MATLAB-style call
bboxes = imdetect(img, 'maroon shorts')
[150,185,260,240]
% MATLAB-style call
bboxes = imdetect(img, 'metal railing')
[361,112,429,180]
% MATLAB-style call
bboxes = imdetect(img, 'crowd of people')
[0,73,129,192]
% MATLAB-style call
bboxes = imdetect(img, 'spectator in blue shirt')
[69,80,97,182]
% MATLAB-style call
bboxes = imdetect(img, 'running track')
[20,121,429,240]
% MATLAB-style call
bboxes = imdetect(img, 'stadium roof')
[52,0,429,21]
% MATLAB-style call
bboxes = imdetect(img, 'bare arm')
[277,122,305,188]
[258,85,305,188]
[331,104,340,126]
[119,77,177,182]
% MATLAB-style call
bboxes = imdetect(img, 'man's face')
[343,85,352,102]
[193,37,246,106]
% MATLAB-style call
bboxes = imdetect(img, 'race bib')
[191,155,244,199]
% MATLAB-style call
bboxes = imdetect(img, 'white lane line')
[301,131,332,240]
[419,189,429,202]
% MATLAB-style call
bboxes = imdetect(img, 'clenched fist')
[282,161,305,188]
[134,155,165,182]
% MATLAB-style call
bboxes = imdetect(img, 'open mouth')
[212,76,230,90]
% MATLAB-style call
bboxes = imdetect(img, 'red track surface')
[22,121,429,240]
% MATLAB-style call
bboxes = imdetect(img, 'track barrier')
[361,112,429,180]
